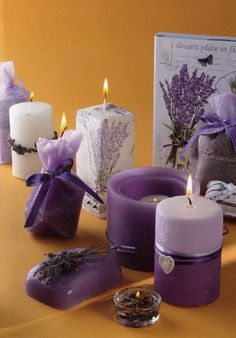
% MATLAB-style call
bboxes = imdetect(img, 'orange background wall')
[1,0,236,165]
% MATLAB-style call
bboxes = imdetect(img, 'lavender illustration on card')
[90,118,129,194]
[159,64,216,169]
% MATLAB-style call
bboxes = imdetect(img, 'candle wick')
[29,97,33,110]
[187,196,192,206]
[61,127,67,138]
[103,92,107,111]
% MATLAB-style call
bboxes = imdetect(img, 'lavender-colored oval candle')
[107,167,200,271]
[25,247,122,310]
[154,196,223,306]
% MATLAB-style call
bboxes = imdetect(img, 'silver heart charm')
[158,255,175,274]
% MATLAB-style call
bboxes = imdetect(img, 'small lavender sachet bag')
[24,130,103,238]
[197,93,236,192]
[0,61,29,163]
[180,93,236,193]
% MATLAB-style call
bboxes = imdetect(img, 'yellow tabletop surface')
[0,163,236,338]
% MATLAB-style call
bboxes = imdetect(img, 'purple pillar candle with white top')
[154,179,223,306]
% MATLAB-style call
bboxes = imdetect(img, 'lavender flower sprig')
[33,244,107,285]
[160,64,216,168]
[90,119,129,193]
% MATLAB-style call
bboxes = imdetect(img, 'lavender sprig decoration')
[33,244,107,285]
[90,119,129,193]
[160,64,216,169]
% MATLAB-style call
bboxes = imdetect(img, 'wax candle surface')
[9,101,54,179]
[76,103,134,218]
[25,249,122,310]
[155,196,223,254]
[139,194,169,203]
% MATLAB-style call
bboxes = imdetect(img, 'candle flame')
[103,78,108,104]
[186,174,193,199]
[30,92,34,102]
[136,291,141,299]
[60,112,67,136]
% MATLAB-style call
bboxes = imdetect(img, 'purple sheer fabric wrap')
[195,94,236,192]
[180,93,236,157]
[0,61,29,163]
[24,130,85,238]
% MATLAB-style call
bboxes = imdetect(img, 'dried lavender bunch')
[33,244,107,285]
[160,64,216,169]
[90,118,129,193]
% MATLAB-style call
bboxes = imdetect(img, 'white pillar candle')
[9,101,54,179]
[155,196,223,255]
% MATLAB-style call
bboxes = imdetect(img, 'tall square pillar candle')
[9,101,54,179]
[76,103,135,217]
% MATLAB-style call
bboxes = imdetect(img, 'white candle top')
[78,103,133,119]
[10,102,52,115]
[10,101,54,147]
[157,195,222,220]
[155,196,223,255]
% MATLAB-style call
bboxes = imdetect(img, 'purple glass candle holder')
[114,287,161,328]
[107,167,200,271]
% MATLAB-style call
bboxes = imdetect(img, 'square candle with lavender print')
[76,103,134,218]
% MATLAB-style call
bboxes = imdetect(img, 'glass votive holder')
[114,287,161,328]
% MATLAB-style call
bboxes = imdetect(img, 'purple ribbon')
[106,232,153,256]
[156,246,222,265]
[24,158,103,229]
[179,112,236,158]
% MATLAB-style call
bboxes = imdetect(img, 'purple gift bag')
[0,61,29,163]
[24,130,103,238]
[196,93,236,192]
[180,93,236,193]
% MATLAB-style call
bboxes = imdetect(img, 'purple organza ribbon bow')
[24,158,103,229]
[179,112,236,158]
[156,246,222,265]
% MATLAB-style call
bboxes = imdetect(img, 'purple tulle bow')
[24,158,103,229]
[179,112,236,158]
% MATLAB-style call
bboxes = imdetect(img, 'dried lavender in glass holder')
[114,287,161,328]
